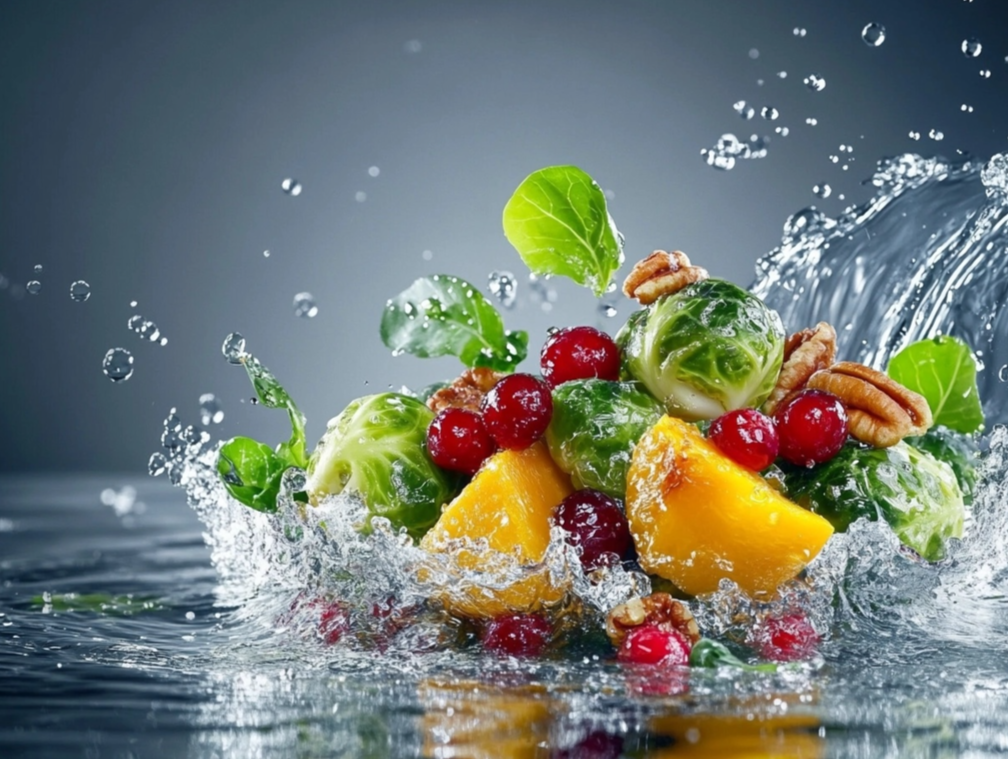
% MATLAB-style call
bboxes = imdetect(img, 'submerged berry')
[774,389,849,467]
[481,613,551,657]
[554,489,633,571]
[751,613,819,661]
[540,326,621,388]
[708,408,779,470]
[426,407,496,475]
[480,373,553,449]
[617,624,691,665]
[318,602,350,645]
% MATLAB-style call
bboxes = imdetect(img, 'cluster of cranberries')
[708,389,850,471]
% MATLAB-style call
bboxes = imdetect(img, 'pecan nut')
[622,251,709,305]
[606,592,701,649]
[426,367,506,414]
[805,361,933,447]
[762,322,837,415]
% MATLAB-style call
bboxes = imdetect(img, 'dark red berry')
[617,624,691,665]
[426,407,496,475]
[480,373,553,450]
[540,326,621,388]
[554,489,633,571]
[774,389,849,467]
[481,613,552,657]
[318,601,350,645]
[708,408,780,471]
[750,613,819,662]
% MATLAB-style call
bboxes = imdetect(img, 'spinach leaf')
[689,638,778,672]
[241,355,308,467]
[503,165,623,297]
[887,335,984,434]
[380,274,528,372]
[217,436,287,513]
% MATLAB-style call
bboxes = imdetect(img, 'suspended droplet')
[775,126,790,136]
[281,178,302,196]
[199,393,224,425]
[999,364,1008,382]
[488,270,517,309]
[749,48,759,59]
[222,332,247,364]
[733,100,755,120]
[263,249,271,258]
[26,280,41,295]
[293,292,318,318]
[148,453,167,477]
[422,249,433,261]
[102,348,134,382]
[701,149,735,171]
[69,280,91,302]
[368,166,380,177]
[404,39,422,53]
[813,183,832,199]
[793,27,807,37]
[961,37,982,58]
[980,69,991,78]
[806,117,818,126]
[961,103,975,113]
[598,301,618,319]
[761,106,779,120]
[909,131,921,140]
[33,264,43,274]
[862,23,885,47]
[929,128,944,141]
[803,73,826,92]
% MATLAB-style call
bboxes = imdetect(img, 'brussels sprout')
[905,425,979,505]
[780,440,965,561]
[616,279,785,421]
[545,379,664,499]
[306,393,460,541]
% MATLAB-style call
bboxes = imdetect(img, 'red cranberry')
[481,613,552,657]
[540,326,621,388]
[554,489,633,571]
[617,624,691,666]
[708,408,780,471]
[774,389,849,467]
[480,373,553,450]
[750,613,819,662]
[318,602,350,645]
[426,407,496,475]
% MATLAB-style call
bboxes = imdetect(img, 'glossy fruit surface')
[708,408,779,471]
[482,613,551,657]
[481,373,553,450]
[426,407,496,475]
[540,326,621,388]
[775,389,849,467]
[554,489,633,571]
[617,624,691,665]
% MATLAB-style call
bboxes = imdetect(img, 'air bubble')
[804,74,826,92]
[961,104,974,113]
[962,37,982,58]
[422,249,433,261]
[733,100,755,120]
[748,48,759,59]
[999,365,1008,382]
[199,393,224,425]
[793,27,807,37]
[148,453,167,477]
[775,126,790,136]
[102,348,134,382]
[293,292,318,318]
[487,271,517,309]
[813,183,832,198]
[862,23,885,47]
[281,178,302,196]
[26,280,41,295]
[909,131,921,140]
[929,129,944,141]
[368,166,380,177]
[980,69,991,78]
[70,281,90,302]
[761,106,779,120]
[222,333,247,364]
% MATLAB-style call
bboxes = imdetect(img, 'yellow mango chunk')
[420,441,574,617]
[626,416,834,597]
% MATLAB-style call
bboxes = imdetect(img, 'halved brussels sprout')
[306,393,460,541]
[545,379,664,500]
[616,279,785,420]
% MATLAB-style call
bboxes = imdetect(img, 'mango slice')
[420,441,574,617]
[626,416,834,597]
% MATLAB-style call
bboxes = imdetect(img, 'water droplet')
[776,71,787,79]
[368,166,380,177]
[803,73,826,92]
[199,393,224,425]
[293,292,318,318]
[33,264,43,274]
[733,100,755,119]
[139,320,160,342]
[793,27,807,37]
[148,453,167,477]
[127,314,143,332]
[488,270,517,309]
[749,48,759,59]
[102,348,134,382]
[701,149,735,171]
[404,39,422,53]
[813,183,832,198]
[263,249,271,258]
[862,23,886,47]
[761,106,779,120]
[130,300,137,308]
[26,280,41,295]
[962,37,982,58]
[981,153,1008,196]
[775,126,790,136]
[999,364,1008,382]
[829,154,840,164]
[69,280,90,302]
[422,249,433,261]
[929,128,944,141]
[281,178,302,196]
[909,131,921,140]
[806,117,818,126]
[980,69,991,78]
[961,103,975,113]
[598,301,618,319]
[222,333,247,364]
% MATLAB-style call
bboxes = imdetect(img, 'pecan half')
[426,367,506,414]
[806,361,933,447]
[762,322,837,415]
[622,251,709,305]
[606,593,701,649]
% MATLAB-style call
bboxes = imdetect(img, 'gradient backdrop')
[2,0,1007,473]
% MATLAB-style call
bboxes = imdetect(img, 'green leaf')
[689,638,778,672]
[31,593,165,615]
[887,336,984,434]
[503,165,623,297]
[380,275,527,372]
[240,356,308,467]
[217,436,287,512]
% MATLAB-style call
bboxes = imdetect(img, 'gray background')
[2,0,1007,473]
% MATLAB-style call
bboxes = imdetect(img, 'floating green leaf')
[241,355,308,467]
[887,335,984,434]
[217,436,287,513]
[503,165,623,297]
[689,638,778,672]
[380,275,527,372]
